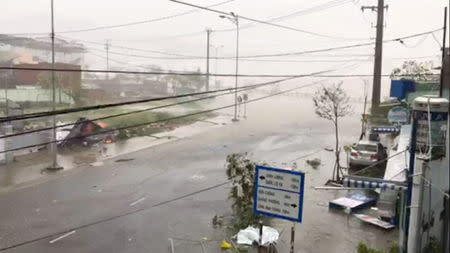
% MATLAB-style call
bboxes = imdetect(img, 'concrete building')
[0,34,85,65]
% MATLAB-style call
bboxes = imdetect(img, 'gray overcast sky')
[0,0,448,97]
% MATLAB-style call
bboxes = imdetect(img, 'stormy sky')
[0,0,447,97]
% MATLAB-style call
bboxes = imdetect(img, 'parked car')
[349,140,387,168]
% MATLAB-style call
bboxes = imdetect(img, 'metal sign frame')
[253,165,305,223]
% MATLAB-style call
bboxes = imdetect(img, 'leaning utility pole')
[105,40,110,80]
[206,29,212,91]
[362,0,387,114]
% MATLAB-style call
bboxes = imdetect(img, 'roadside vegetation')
[357,242,400,253]
[312,82,352,182]
[224,153,266,231]
[21,99,216,142]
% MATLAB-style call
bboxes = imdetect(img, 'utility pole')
[206,29,211,91]
[3,73,8,117]
[360,79,369,140]
[447,4,450,253]
[439,7,447,97]
[362,0,387,114]
[105,40,110,80]
[48,0,61,170]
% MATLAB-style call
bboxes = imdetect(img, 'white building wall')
[407,125,449,252]
[8,46,84,65]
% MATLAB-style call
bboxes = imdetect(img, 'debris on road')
[221,240,231,249]
[115,158,134,163]
[306,158,321,169]
[58,117,118,148]
[234,225,279,246]
[212,215,224,227]
[353,214,395,230]
[329,191,377,213]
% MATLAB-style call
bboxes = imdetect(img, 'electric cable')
[0,67,335,123]
[352,149,408,176]
[0,80,326,154]
[0,180,230,252]
[70,29,439,61]
[168,0,368,40]
[0,66,439,79]
[237,29,442,59]
[211,0,359,36]
[0,0,235,36]
[0,74,312,139]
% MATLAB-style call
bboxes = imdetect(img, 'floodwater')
[0,89,364,190]
[0,89,396,252]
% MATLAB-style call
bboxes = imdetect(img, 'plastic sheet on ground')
[235,225,279,246]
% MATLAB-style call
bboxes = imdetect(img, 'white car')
[349,140,387,167]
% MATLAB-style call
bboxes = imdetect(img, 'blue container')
[390,80,415,100]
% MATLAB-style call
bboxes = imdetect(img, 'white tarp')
[235,226,279,246]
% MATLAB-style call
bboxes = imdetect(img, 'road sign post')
[290,223,295,253]
[254,165,305,251]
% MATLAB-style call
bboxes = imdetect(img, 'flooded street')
[0,91,396,253]
[2,0,447,251]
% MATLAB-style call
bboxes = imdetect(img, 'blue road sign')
[253,165,305,223]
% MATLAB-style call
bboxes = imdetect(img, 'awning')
[343,177,407,191]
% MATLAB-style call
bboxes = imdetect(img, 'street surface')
[0,93,396,253]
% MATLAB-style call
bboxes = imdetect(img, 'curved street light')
[219,13,239,122]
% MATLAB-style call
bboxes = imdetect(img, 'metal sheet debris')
[353,214,395,229]
[329,191,377,212]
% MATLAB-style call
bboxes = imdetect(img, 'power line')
[92,48,431,67]
[0,0,235,36]
[269,0,353,22]
[91,28,439,60]
[0,74,313,139]
[0,68,334,123]
[87,46,200,60]
[115,0,364,42]
[71,28,439,62]
[238,58,371,63]
[0,80,326,154]
[86,44,373,61]
[237,29,442,59]
[94,49,433,63]
[0,66,440,79]
[61,36,202,59]
[209,0,362,38]
[353,149,408,176]
[0,180,230,252]
[0,66,337,79]
[168,0,368,40]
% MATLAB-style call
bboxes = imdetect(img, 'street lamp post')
[220,12,239,122]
